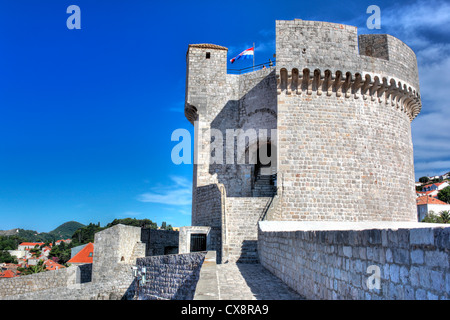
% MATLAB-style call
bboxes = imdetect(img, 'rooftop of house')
[67,242,94,264]
[43,260,65,270]
[0,270,16,278]
[416,196,449,206]
[19,242,44,247]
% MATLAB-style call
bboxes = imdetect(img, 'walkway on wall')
[216,263,303,300]
[194,252,303,300]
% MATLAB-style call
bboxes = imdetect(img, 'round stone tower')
[274,20,421,222]
[184,20,422,263]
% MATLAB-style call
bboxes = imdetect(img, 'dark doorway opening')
[190,234,207,252]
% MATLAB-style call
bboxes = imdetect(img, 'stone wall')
[276,91,416,221]
[135,252,207,300]
[224,197,271,263]
[0,264,92,298]
[0,224,145,300]
[92,224,143,283]
[185,19,422,262]
[275,19,420,222]
[141,229,179,256]
[258,221,450,300]
[276,19,419,89]
[191,184,223,262]
[2,263,136,300]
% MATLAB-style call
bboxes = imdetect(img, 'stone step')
[225,197,272,263]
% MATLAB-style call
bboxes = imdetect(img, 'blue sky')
[0,0,449,232]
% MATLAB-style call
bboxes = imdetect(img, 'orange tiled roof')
[19,242,44,247]
[417,190,437,195]
[0,270,16,278]
[416,196,449,206]
[43,260,65,270]
[67,243,94,264]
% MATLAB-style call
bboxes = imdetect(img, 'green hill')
[49,221,85,240]
[0,221,85,245]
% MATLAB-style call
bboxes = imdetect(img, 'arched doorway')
[252,141,277,197]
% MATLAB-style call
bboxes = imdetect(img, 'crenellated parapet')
[276,68,421,121]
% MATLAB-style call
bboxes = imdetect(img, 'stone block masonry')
[92,223,144,283]
[0,264,91,298]
[135,252,207,300]
[0,224,144,300]
[258,221,450,300]
[185,19,423,262]
[141,228,179,256]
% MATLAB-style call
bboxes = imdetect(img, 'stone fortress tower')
[184,20,422,264]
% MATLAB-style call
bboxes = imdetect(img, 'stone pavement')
[216,263,304,300]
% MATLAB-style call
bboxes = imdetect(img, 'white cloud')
[372,0,450,179]
[137,175,192,206]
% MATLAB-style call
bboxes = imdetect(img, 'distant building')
[416,190,439,198]
[17,242,44,251]
[67,242,94,266]
[422,181,449,192]
[7,250,25,259]
[43,260,65,271]
[55,239,72,245]
[417,196,450,221]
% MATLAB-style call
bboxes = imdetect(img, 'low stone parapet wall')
[2,263,135,300]
[135,252,207,300]
[0,264,92,298]
[258,221,450,300]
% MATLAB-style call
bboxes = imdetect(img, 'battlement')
[276,19,420,90]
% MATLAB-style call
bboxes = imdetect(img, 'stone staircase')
[224,197,272,263]
[252,174,276,197]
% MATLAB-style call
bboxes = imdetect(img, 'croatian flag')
[230,47,254,64]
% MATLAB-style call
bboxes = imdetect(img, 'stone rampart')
[0,263,91,298]
[135,252,207,300]
[258,221,450,300]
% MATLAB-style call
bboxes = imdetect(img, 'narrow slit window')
[206,52,211,59]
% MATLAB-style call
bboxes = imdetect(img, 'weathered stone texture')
[258,222,450,300]
[0,264,89,298]
[135,252,206,300]
[92,224,144,283]
[140,229,179,256]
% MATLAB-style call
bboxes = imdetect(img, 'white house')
[17,242,44,251]
[416,190,439,198]
[422,181,449,192]
[417,196,450,221]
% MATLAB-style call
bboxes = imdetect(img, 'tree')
[439,210,450,224]
[437,186,450,204]
[19,260,46,275]
[0,235,26,251]
[0,250,18,264]
[422,211,439,223]
[29,245,41,258]
[422,210,450,224]
[71,223,103,247]
[48,241,73,264]
[419,176,430,183]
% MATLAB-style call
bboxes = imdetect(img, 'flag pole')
[253,42,255,71]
